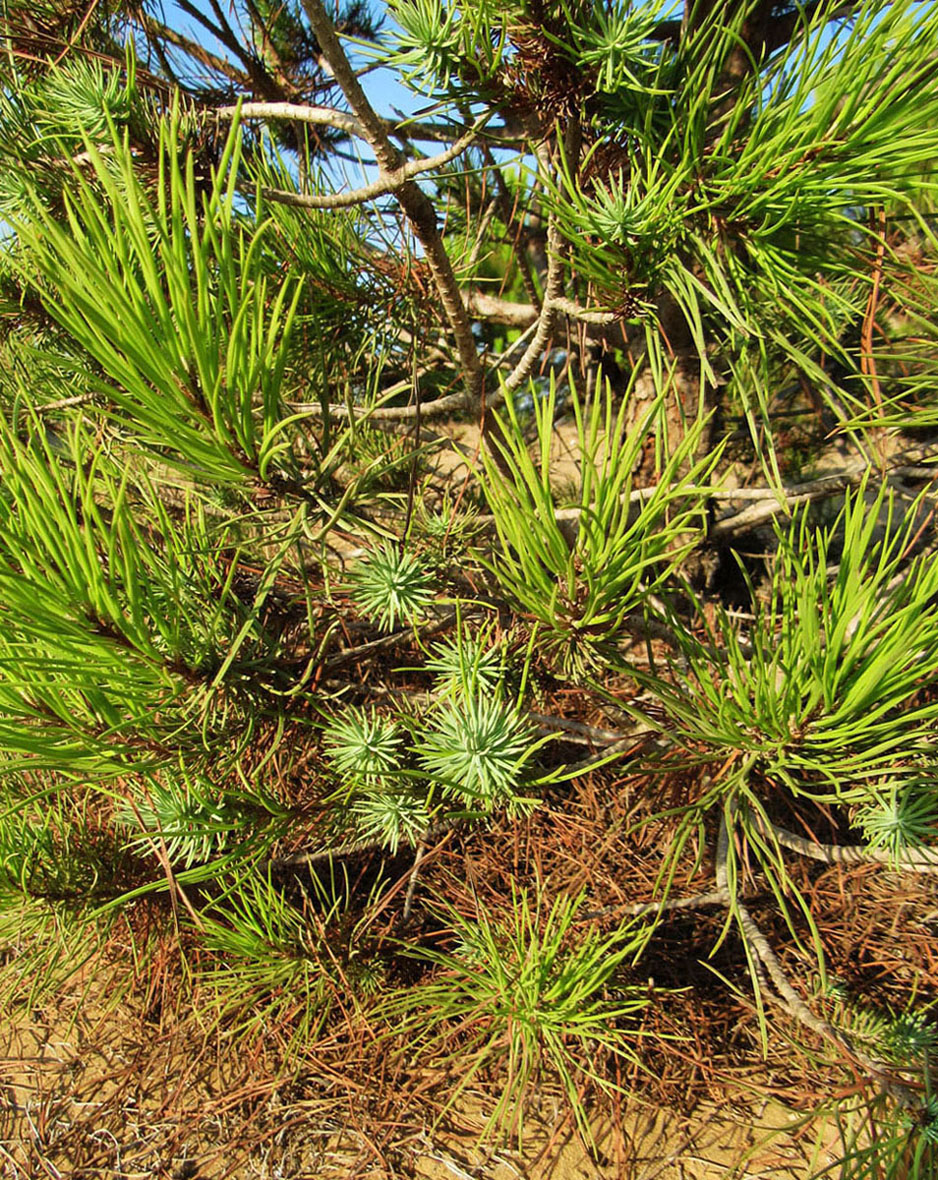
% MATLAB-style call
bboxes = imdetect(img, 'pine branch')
[717,814,925,1108]
[710,446,938,538]
[220,101,467,145]
[259,116,487,210]
[769,823,938,875]
[300,0,483,408]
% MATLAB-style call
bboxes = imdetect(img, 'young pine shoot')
[349,541,435,632]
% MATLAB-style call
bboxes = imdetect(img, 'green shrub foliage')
[1,0,937,1163]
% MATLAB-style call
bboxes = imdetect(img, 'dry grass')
[3,755,935,1178]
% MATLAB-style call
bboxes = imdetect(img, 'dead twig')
[716,814,925,1108]
[402,832,429,921]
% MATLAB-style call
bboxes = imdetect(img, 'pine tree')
[1,0,937,1168]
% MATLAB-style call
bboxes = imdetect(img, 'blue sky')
[160,0,423,122]
[158,0,433,187]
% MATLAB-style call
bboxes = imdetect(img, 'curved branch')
[769,822,938,875]
[498,213,563,397]
[717,816,924,1107]
[496,121,582,400]
[260,117,486,210]
[219,101,471,145]
[220,100,365,137]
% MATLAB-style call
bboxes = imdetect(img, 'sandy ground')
[1,993,842,1180]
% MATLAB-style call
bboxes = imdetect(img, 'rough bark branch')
[465,292,539,328]
[220,100,365,137]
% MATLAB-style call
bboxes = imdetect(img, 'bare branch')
[32,392,99,414]
[497,122,583,399]
[550,296,618,326]
[578,889,731,923]
[219,101,468,145]
[300,0,482,407]
[717,815,923,1106]
[499,196,564,397]
[219,101,365,138]
[403,831,429,921]
[711,446,938,538]
[496,235,561,397]
[464,292,617,329]
[528,713,635,745]
[465,292,539,328]
[272,819,459,869]
[286,388,468,422]
[769,822,938,875]
[260,116,486,210]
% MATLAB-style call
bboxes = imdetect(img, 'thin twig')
[717,815,924,1107]
[51,0,101,66]
[272,821,455,869]
[285,388,469,422]
[710,448,938,538]
[561,728,663,776]
[861,206,887,409]
[273,835,389,868]
[481,144,542,308]
[31,392,99,414]
[527,713,630,744]
[402,832,429,921]
[321,611,457,671]
[499,129,575,399]
[578,889,730,923]
[218,101,470,145]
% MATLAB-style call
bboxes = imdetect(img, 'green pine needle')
[349,542,435,632]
